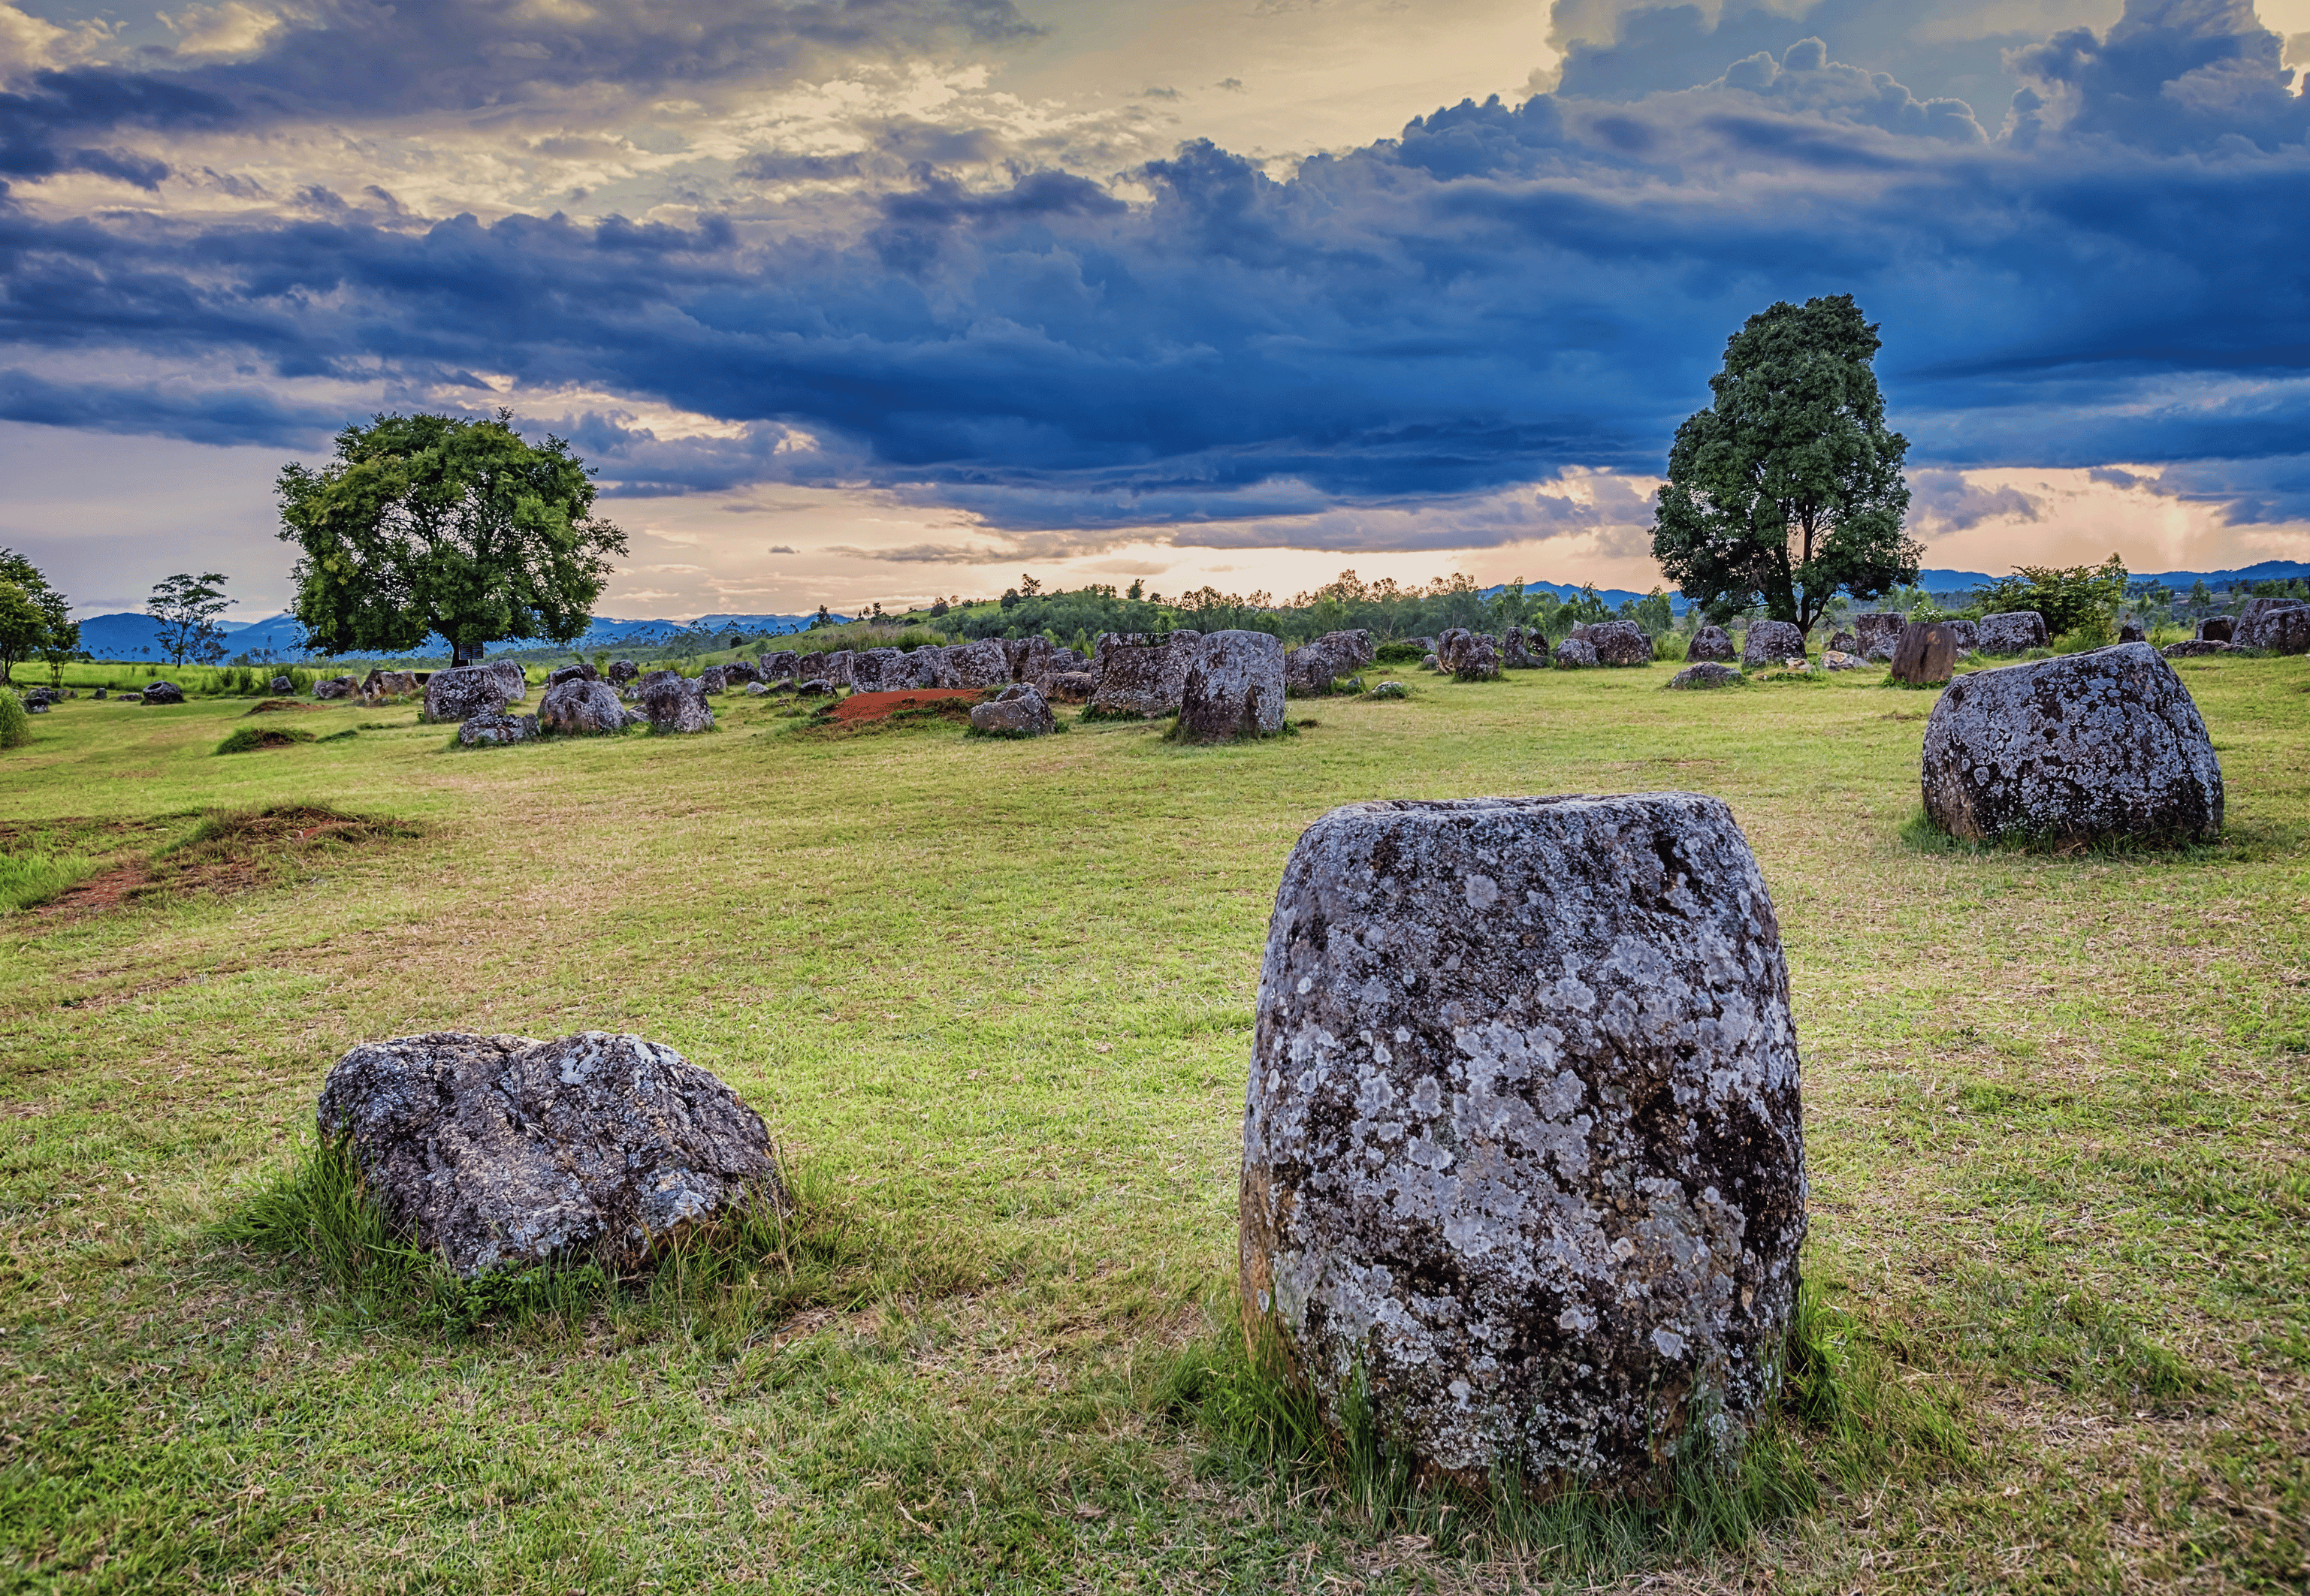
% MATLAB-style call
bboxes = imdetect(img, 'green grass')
[1,659,2305,1591]
[0,850,98,914]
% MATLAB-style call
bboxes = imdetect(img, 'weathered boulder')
[269,675,294,694]
[1890,621,1960,685]
[1920,643,2222,845]
[1240,793,1805,1490]
[1285,634,1364,696]
[901,647,959,689]
[1584,621,1653,667]
[639,674,716,733]
[2238,600,2310,653]
[1177,630,1286,741]
[457,712,539,747]
[1668,662,1743,689]
[940,638,1009,689]
[1453,638,1502,680]
[968,683,1057,738]
[697,666,729,695]
[1853,613,1905,661]
[2161,639,2236,658]
[423,665,515,724]
[539,678,628,735]
[1043,670,1095,703]
[545,662,598,687]
[1421,653,1440,671]
[1435,629,1475,672]
[142,680,186,704]
[746,681,769,696]
[1976,611,2047,655]
[794,679,835,698]
[1829,630,1857,654]
[849,649,902,692]
[721,659,761,685]
[1943,618,1979,654]
[1088,631,1202,717]
[811,650,854,689]
[756,650,798,681]
[1502,627,1544,668]
[1004,635,1068,686]
[483,660,527,703]
[92,688,106,701]
[1554,638,1598,669]
[2195,617,2233,643]
[316,1030,782,1278]
[1365,680,1409,699]
[2118,623,2146,644]
[607,659,640,684]
[1686,625,1735,662]
[313,674,358,700]
[1741,620,1807,668]
[1820,650,1864,671]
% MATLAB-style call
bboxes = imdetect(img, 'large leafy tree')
[277,412,627,665]
[148,572,231,666]
[1652,294,1921,632]
[0,549,78,685]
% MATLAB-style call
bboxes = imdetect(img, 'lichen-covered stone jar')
[1239,794,1805,1492]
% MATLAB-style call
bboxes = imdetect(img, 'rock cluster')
[1437,629,1502,680]
[316,1030,784,1278]
[1741,620,1806,668]
[1919,643,2222,845]
[1177,630,1286,741]
[1976,611,2047,655]
[2237,597,2310,653]
[1686,625,1735,662]
[1240,794,1805,1490]
[1285,629,1375,696]
[969,683,1057,737]
[1501,627,1545,668]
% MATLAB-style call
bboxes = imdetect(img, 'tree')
[0,549,76,685]
[276,412,626,666]
[1976,555,2127,638]
[148,572,231,666]
[1652,294,1920,632]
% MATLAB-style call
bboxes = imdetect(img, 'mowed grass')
[2,659,2306,1594]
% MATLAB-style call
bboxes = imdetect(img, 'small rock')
[1686,624,1735,662]
[1552,637,1598,669]
[1668,662,1743,689]
[1240,793,1804,1491]
[639,674,716,732]
[1920,642,2222,844]
[2118,623,2145,644]
[969,683,1057,737]
[746,681,769,696]
[1421,653,1440,671]
[538,678,628,735]
[1820,650,1864,671]
[795,679,835,698]
[1741,620,1806,667]
[269,675,294,694]
[92,688,106,701]
[1363,680,1408,699]
[2161,639,2236,658]
[316,1030,783,1278]
[1177,630,1286,741]
[26,698,47,714]
[1976,611,2047,655]
[142,680,186,705]
[1890,622,1961,686]
[457,712,539,746]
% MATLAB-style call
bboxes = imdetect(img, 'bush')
[216,726,316,754]
[1373,641,1427,665]
[0,690,28,750]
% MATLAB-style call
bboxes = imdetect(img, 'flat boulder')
[539,677,628,735]
[1088,631,1201,718]
[1240,794,1804,1491]
[1890,621,1960,686]
[1741,620,1806,667]
[639,674,716,733]
[1177,630,1285,741]
[457,712,539,747]
[1553,637,1597,669]
[2162,639,2236,658]
[142,680,186,704]
[316,1030,782,1278]
[1919,642,2222,845]
[423,666,514,724]
[1976,611,2047,655]
[1668,662,1742,689]
[968,683,1057,738]
[1686,624,1735,662]
[1820,649,1864,671]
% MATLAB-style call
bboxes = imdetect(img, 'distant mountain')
[72,610,830,662]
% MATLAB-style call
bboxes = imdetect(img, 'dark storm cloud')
[2,0,2307,536]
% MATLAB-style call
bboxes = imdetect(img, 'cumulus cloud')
[1,0,2306,544]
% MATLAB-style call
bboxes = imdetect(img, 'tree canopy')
[1976,555,2127,637]
[1651,294,1920,632]
[0,549,79,685]
[276,412,626,665]
[148,572,231,666]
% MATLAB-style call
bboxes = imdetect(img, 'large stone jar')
[1240,793,1806,1492]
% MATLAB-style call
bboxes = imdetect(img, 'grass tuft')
[0,848,99,913]
[215,725,316,754]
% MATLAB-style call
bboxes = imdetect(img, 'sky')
[3,0,2308,620]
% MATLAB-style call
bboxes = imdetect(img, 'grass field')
[2,658,2305,1594]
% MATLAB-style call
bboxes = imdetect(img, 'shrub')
[0,690,28,749]
[1373,641,1427,665]
[216,725,316,754]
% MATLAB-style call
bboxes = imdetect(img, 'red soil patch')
[826,689,985,724]
[36,861,154,920]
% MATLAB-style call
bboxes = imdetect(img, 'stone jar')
[1240,794,1805,1492]
[1177,630,1285,741]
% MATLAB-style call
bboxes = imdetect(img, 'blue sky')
[2,0,2308,617]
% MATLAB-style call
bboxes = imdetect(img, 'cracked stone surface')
[639,674,715,733]
[1089,632,1203,717]
[1240,794,1806,1491]
[1920,642,2222,844]
[1179,630,1285,741]
[319,1031,783,1278]
[539,678,627,735]
[1686,626,1735,663]
[1740,622,1805,667]
[1976,612,2047,655]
